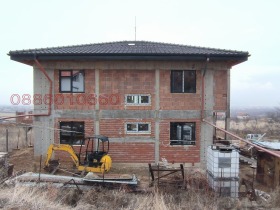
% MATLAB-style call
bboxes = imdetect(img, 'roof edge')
[10,53,249,63]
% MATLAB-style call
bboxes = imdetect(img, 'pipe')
[203,119,280,158]
[0,59,52,121]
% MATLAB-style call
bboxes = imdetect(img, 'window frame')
[125,94,151,106]
[170,122,196,145]
[170,70,196,93]
[125,122,151,134]
[60,121,85,145]
[59,70,85,93]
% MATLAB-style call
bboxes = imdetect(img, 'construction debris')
[5,172,84,185]
[5,172,139,187]
[0,152,13,181]
[0,152,8,180]
[83,173,138,185]
[148,163,185,188]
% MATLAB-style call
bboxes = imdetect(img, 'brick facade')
[51,66,214,164]
[100,70,155,110]
[160,70,202,110]
[214,70,228,110]
[159,120,201,163]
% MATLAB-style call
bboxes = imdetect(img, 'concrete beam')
[101,110,155,119]
[159,110,201,119]
[40,61,230,71]
[54,110,201,120]
[54,110,96,119]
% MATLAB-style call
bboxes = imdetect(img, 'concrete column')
[95,69,100,111]
[33,67,54,156]
[94,69,100,149]
[154,69,160,163]
[200,69,214,166]
[226,69,231,140]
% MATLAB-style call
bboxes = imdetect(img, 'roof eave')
[10,53,249,63]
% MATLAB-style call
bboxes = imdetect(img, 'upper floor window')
[60,121,85,145]
[59,70,85,93]
[170,122,196,145]
[125,122,151,134]
[125,94,151,105]
[171,70,196,93]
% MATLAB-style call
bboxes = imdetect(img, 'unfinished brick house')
[9,41,249,165]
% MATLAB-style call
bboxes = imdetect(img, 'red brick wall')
[99,70,155,110]
[100,119,155,138]
[54,69,205,111]
[53,118,156,163]
[110,142,155,162]
[100,119,155,162]
[214,71,228,110]
[51,66,227,164]
[160,70,202,110]
[159,120,201,163]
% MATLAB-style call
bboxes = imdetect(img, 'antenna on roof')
[135,16,137,41]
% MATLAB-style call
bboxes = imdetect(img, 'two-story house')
[9,41,249,165]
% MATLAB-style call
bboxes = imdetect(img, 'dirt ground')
[7,146,269,194]
[7,147,152,189]
[8,146,35,172]
[6,147,280,210]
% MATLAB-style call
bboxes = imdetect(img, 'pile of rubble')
[0,153,8,180]
[0,152,13,181]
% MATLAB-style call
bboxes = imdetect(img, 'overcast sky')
[1,0,279,107]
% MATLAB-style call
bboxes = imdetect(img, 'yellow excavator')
[44,135,112,173]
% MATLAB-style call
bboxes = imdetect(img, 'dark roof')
[8,41,249,63]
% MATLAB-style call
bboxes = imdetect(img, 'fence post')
[6,128,8,152]
[25,127,28,146]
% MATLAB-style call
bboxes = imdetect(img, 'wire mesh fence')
[0,124,34,152]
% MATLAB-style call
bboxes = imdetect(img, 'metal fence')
[0,124,34,152]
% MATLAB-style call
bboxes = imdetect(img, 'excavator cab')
[79,135,110,168]
[44,135,112,173]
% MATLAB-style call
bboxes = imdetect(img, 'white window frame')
[125,122,151,134]
[125,94,151,106]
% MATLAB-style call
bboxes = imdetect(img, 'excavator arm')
[45,144,80,168]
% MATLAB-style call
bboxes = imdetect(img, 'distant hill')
[231,106,276,118]
[0,105,33,113]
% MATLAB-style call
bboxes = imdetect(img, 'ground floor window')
[125,122,151,134]
[60,121,85,145]
[170,122,196,145]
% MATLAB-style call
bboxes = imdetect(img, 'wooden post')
[25,127,28,146]
[6,128,8,152]
[38,155,42,183]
